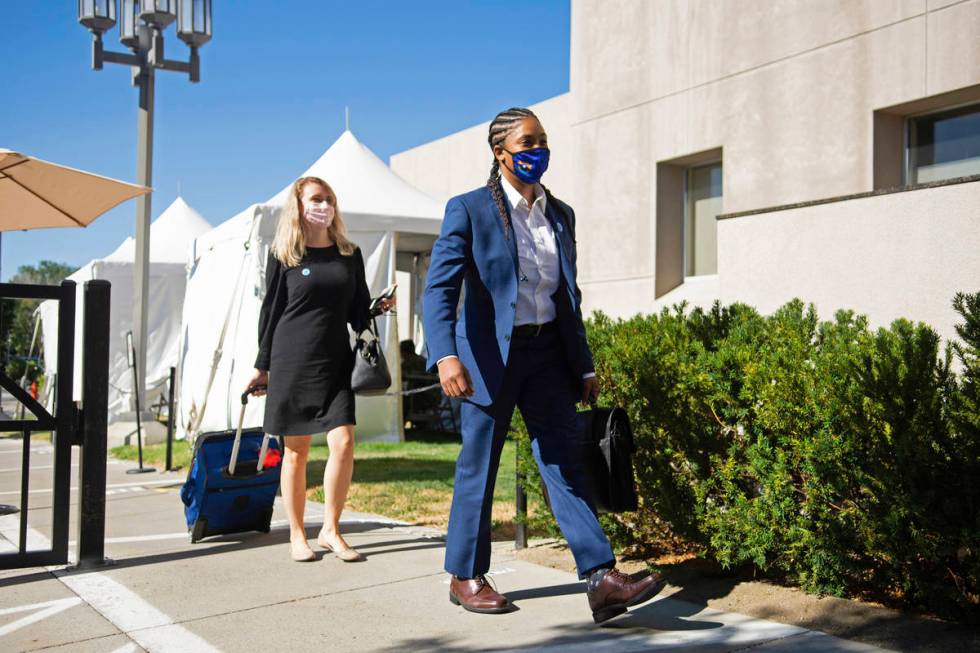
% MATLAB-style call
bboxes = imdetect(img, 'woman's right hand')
[246,369,269,397]
[437,357,474,398]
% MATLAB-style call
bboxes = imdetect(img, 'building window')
[908,103,980,184]
[684,161,723,277]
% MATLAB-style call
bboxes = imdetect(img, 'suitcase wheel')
[256,508,274,533]
[190,518,208,543]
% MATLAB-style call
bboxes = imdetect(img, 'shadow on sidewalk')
[645,559,980,653]
[505,575,726,633]
[373,601,730,653]
[348,535,445,556]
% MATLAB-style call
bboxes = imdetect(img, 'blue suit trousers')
[443,329,615,579]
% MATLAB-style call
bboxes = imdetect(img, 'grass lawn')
[111,440,193,471]
[111,432,549,540]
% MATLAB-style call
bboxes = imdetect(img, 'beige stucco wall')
[570,0,979,215]
[570,0,980,317]
[718,179,980,343]
[391,0,980,336]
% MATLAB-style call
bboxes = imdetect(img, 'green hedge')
[510,293,980,620]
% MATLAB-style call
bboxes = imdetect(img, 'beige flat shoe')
[290,540,316,562]
[317,533,365,562]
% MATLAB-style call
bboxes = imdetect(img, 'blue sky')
[0,1,570,280]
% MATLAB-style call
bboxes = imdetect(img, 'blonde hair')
[272,176,356,266]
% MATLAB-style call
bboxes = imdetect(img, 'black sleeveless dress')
[255,245,371,436]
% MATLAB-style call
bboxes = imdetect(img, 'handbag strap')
[359,315,381,340]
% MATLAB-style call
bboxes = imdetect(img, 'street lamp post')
[77,1,211,419]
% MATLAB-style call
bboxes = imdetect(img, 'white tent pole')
[412,252,431,355]
[407,253,417,349]
[23,313,41,375]
[390,231,404,442]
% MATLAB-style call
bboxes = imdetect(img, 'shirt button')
[510,302,516,308]
[504,334,511,341]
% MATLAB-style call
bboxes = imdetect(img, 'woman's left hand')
[378,296,396,313]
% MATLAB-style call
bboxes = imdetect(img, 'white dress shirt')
[500,177,560,327]
[437,176,594,380]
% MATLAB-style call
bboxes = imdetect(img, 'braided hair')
[487,107,536,239]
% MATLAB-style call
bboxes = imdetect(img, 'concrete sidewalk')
[0,437,893,652]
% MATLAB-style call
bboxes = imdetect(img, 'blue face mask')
[505,147,550,184]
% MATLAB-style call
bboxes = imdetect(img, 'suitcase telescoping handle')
[228,384,269,476]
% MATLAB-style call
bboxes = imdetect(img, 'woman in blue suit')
[423,107,664,623]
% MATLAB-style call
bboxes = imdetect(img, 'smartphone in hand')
[378,283,397,300]
[370,283,398,316]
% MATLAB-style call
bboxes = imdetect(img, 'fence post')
[165,366,175,471]
[515,453,528,550]
[76,280,110,568]
[51,281,75,561]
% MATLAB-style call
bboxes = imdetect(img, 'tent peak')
[262,130,443,219]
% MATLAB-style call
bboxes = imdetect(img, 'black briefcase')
[577,405,639,513]
[539,405,639,514]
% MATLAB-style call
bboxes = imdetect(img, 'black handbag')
[351,317,391,396]
[577,405,639,513]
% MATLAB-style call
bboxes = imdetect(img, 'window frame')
[905,100,980,186]
[682,159,723,279]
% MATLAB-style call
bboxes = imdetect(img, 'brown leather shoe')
[449,575,512,614]
[586,568,665,624]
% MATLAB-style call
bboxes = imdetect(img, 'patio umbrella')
[0,149,149,232]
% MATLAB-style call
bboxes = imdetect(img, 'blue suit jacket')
[423,186,595,406]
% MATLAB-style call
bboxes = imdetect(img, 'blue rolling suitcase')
[180,387,282,543]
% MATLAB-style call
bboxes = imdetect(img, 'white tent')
[37,196,212,423]
[177,130,444,443]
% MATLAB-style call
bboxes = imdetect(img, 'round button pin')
[302,268,311,276]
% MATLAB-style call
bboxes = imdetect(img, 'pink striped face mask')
[304,202,335,227]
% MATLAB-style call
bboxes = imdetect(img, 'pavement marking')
[0,597,83,638]
[0,447,55,457]
[0,479,181,497]
[0,513,51,551]
[70,532,192,546]
[0,516,218,652]
[56,570,218,652]
[106,487,156,497]
[109,643,142,653]
[0,461,123,473]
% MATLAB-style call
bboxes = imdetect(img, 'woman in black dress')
[247,176,394,562]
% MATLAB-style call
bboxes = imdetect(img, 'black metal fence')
[0,280,110,569]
